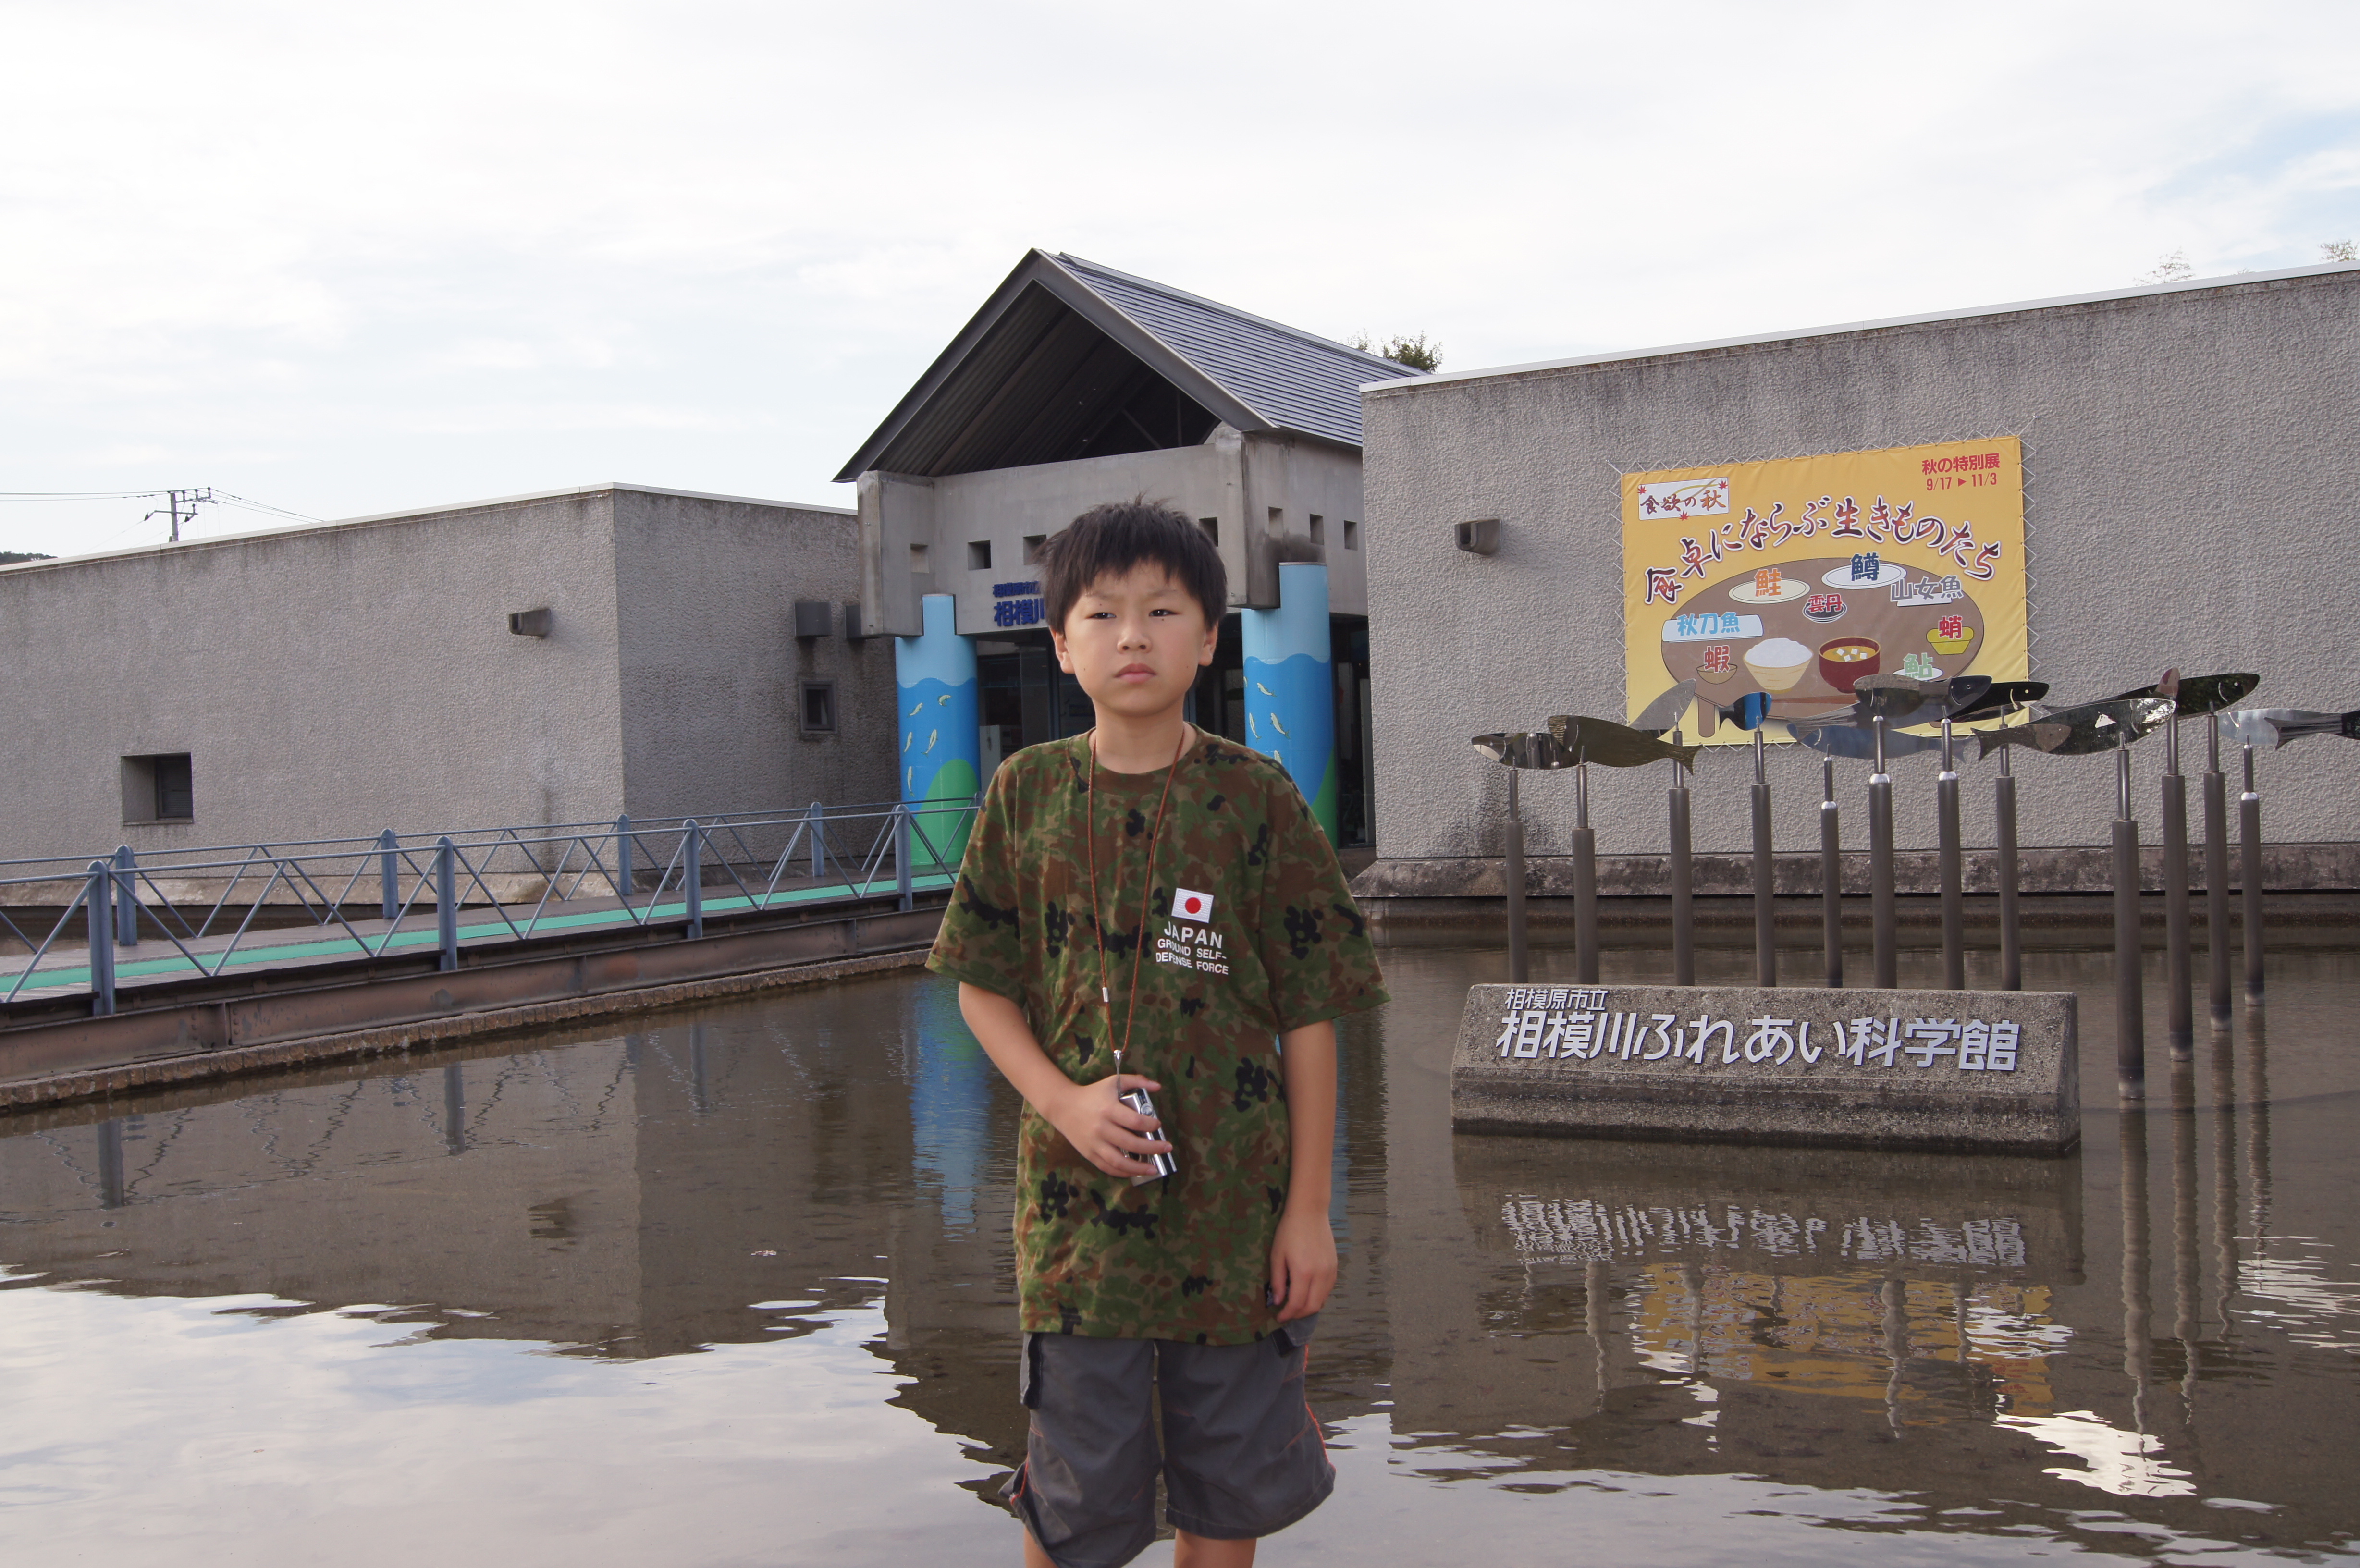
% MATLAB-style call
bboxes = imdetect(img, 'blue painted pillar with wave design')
[895,593,979,870]
[1241,562,1338,844]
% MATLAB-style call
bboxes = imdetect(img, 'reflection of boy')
[929,501,1387,1568]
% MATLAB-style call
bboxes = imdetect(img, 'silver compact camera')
[1120,1087,1179,1186]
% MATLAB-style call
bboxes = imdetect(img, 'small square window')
[1199,517,1219,546]
[909,542,930,572]
[1343,518,1360,551]
[1309,514,1325,547]
[1022,534,1047,564]
[1267,506,1282,532]
[799,680,837,737]
[122,753,193,823]
[967,540,992,570]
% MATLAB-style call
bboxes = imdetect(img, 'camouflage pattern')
[928,733,1387,1344]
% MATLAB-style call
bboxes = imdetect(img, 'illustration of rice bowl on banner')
[1622,440,2028,744]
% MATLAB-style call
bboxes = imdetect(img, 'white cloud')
[2,0,2357,554]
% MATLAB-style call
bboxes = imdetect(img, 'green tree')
[0,551,52,565]
[2322,239,2358,264]
[1350,331,1442,372]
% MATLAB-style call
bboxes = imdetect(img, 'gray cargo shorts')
[1002,1316,1333,1568]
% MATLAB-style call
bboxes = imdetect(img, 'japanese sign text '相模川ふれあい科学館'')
[1450,983,2078,1153]
[1622,440,2027,745]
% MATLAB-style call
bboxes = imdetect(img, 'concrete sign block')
[1452,983,2077,1153]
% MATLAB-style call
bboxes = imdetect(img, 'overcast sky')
[4,0,2357,556]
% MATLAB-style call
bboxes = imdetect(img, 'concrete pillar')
[895,592,980,870]
[1241,562,1339,843]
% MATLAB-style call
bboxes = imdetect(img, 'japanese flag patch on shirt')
[1172,887,1216,923]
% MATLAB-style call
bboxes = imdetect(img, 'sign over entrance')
[1622,439,2028,745]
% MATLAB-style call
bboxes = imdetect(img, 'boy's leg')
[1004,1332,1162,1568]
[1173,1531,1256,1566]
[1155,1317,1334,1546]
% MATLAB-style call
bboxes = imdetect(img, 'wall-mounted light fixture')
[508,608,553,637]
[1454,519,1501,556]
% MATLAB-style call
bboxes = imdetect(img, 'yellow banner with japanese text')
[1622,439,2026,744]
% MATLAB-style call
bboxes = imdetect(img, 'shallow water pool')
[3,943,2355,1564]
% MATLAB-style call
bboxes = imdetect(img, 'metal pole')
[113,845,138,948]
[615,815,634,907]
[435,836,458,972]
[86,861,116,1017]
[896,805,914,913]
[1819,758,1843,988]
[2114,747,2145,1100]
[379,830,399,923]
[685,819,705,938]
[1572,763,1598,985]
[1505,768,1528,985]
[2162,718,2192,1056]
[1669,742,1694,987]
[1751,729,1776,987]
[809,801,826,879]
[2203,717,2231,1026]
[1938,719,1963,990]
[1868,718,1896,989]
[2240,743,2263,1002]
[1996,748,2022,992]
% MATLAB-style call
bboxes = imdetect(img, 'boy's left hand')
[1267,1207,1337,1322]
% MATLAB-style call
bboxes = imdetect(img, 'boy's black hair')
[1039,499,1228,631]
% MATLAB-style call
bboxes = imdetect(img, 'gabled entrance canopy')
[835,251,1416,482]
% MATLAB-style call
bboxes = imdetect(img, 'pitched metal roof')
[835,250,1420,482]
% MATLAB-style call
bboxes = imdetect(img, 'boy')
[928,500,1387,1568]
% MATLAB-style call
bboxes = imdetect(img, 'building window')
[122,753,194,823]
[1200,517,1219,546]
[1344,518,1360,551]
[1267,506,1283,533]
[1309,514,1325,547]
[967,540,992,570]
[1022,533,1047,564]
[910,542,930,572]
[799,681,837,737]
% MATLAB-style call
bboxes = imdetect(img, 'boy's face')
[1051,563,1218,726]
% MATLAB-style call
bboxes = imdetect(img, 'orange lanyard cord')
[1084,725,1188,1096]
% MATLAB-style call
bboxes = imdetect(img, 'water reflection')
[0,946,2356,1565]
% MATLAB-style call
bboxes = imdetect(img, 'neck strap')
[1084,725,1189,1095]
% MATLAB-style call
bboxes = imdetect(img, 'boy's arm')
[958,982,1173,1180]
[1269,1019,1338,1323]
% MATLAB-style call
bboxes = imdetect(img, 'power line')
[145,488,212,543]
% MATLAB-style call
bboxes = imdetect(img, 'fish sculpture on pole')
[1976,697,2176,761]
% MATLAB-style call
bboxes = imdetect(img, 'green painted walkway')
[2,872,959,999]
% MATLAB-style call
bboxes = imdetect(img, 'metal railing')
[0,798,979,1017]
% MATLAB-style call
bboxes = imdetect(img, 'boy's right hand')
[1049,1075,1172,1180]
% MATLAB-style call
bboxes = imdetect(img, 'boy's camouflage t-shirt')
[927,732,1387,1344]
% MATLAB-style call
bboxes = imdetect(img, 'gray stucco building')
[1356,263,2360,897]
[840,251,1418,843]
[0,484,891,858]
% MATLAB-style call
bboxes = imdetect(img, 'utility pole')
[145,487,213,543]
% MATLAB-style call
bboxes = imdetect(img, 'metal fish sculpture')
[2220,706,2360,749]
[1472,732,1574,770]
[1630,679,1699,736]
[1798,674,1997,733]
[1710,691,1774,732]
[1976,697,2175,761]
[1544,715,1702,770]
[1781,720,1944,761]
[1947,680,2049,724]
[1847,674,1994,729]
[2105,671,2259,718]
